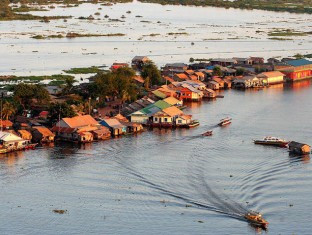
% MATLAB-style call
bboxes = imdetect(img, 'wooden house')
[232,75,261,89]
[275,59,312,82]
[17,130,32,141]
[210,58,237,67]
[250,57,264,64]
[177,86,203,101]
[31,126,55,143]
[162,63,188,74]
[257,71,285,85]
[173,73,189,81]
[207,80,220,90]
[212,77,225,89]
[53,114,100,142]
[91,126,111,140]
[110,62,129,71]
[100,118,127,136]
[203,88,216,99]
[114,114,143,134]
[152,106,183,128]
[131,56,150,70]
[175,114,192,127]
[288,141,311,155]
[0,131,28,151]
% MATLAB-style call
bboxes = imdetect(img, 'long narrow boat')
[218,117,232,126]
[201,130,213,136]
[244,212,269,229]
[254,136,289,147]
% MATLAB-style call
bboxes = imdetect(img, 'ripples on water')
[1,84,312,234]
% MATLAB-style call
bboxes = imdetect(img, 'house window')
[164,118,168,122]
[178,120,182,124]
[155,117,158,121]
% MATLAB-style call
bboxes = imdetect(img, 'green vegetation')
[66,32,126,38]
[138,0,312,14]
[268,29,308,37]
[63,66,103,74]
[141,61,163,87]
[13,83,51,110]
[88,67,139,104]
[268,37,293,41]
[167,32,188,36]
[0,74,73,82]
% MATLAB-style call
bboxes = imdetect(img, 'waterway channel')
[0,81,311,234]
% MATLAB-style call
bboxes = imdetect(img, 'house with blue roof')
[275,59,312,82]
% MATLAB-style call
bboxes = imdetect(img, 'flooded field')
[1,1,312,76]
[1,82,312,234]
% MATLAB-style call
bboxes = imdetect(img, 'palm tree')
[2,101,16,120]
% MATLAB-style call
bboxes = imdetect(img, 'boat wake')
[116,160,251,223]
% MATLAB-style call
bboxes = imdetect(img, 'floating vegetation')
[167,32,188,36]
[268,37,293,41]
[0,74,73,82]
[268,29,308,37]
[53,209,67,214]
[63,66,102,74]
[66,32,125,38]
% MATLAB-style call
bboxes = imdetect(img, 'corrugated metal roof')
[141,105,161,115]
[162,106,183,117]
[153,100,172,110]
[152,90,167,99]
[163,97,181,105]
[33,126,55,137]
[62,115,99,128]
[286,59,312,67]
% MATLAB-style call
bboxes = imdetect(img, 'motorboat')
[201,130,213,136]
[218,117,232,126]
[244,212,268,229]
[254,136,289,147]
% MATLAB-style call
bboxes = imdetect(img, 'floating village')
[0,55,311,156]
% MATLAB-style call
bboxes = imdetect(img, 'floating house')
[100,118,127,136]
[0,131,28,152]
[52,115,100,142]
[31,126,55,143]
[152,106,183,128]
[275,59,312,82]
[17,129,32,141]
[257,71,285,85]
[131,56,150,70]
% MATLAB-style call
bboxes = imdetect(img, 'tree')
[62,77,75,95]
[48,102,76,125]
[13,83,50,110]
[141,61,162,87]
[89,67,138,103]
[213,66,223,77]
[1,101,16,120]
[0,0,13,18]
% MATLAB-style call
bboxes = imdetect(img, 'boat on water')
[201,130,213,136]
[218,117,232,126]
[187,120,200,128]
[244,212,268,229]
[254,136,289,147]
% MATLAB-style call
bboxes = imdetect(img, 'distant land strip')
[138,0,312,14]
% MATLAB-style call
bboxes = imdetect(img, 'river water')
[1,1,311,76]
[0,81,312,234]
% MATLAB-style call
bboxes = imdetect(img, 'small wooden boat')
[218,117,232,126]
[202,130,213,136]
[254,136,289,147]
[187,120,200,128]
[244,212,268,229]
